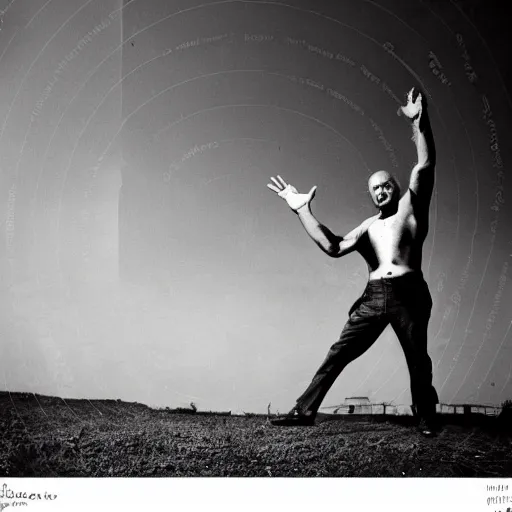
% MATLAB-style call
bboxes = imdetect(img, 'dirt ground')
[1,392,511,477]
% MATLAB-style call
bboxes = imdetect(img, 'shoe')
[418,418,437,438]
[270,409,315,427]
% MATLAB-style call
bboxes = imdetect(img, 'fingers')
[406,87,421,105]
[416,92,427,112]
[267,176,306,196]
[277,175,288,187]
[409,87,425,107]
[270,176,283,190]
[268,175,290,193]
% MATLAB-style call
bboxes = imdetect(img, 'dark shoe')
[270,409,315,427]
[418,418,437,438]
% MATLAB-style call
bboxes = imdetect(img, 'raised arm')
[267,175,372,258]
[400,88,436,206]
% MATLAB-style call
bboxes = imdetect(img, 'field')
[1,392,511,478]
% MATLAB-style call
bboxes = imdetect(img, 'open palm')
[399,87,425,120]
[267,175,317,212]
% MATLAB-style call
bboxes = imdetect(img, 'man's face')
[368,172,399,208]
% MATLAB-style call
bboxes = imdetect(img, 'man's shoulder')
[351,214,380,243]
[360,214,381,231]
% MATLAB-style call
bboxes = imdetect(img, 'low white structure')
[321,401,503,417]
[395,405,412,416]
[436,404,502,415]
[343,396,372,415]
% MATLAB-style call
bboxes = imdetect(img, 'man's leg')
[390,284,439,434]
[272,294,388,425]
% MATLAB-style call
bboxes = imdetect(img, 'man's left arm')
[401,88,436,207]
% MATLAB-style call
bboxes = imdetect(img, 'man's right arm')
[295,204,371,258]
[267,175,376,258]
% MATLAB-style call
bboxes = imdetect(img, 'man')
[266,87,439,436]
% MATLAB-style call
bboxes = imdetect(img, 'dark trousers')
[295,271,438,422]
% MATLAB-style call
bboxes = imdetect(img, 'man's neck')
[379,204,398,219]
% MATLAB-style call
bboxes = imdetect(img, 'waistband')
[366,270,425,289]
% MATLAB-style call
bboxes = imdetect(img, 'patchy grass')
[1,392,511,477]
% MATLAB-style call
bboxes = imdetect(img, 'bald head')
[368,170,401,209]
[368,170,396,187]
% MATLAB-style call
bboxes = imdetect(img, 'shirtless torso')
[357,189,429,280]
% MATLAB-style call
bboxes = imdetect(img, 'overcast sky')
[0,0,511,413]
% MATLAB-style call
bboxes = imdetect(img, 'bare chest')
[367,213,416,248]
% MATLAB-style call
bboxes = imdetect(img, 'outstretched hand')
[267,175,317,212]
[398,87,426,120]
